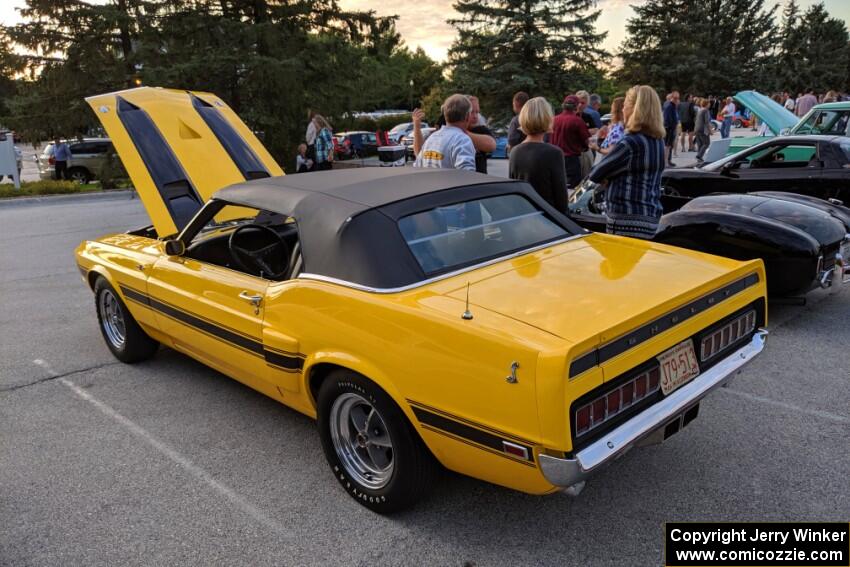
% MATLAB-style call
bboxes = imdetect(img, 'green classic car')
[727,91,850,158]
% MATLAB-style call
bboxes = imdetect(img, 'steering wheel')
[227,224,290,279]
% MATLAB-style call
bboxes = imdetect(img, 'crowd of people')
[300,85,849,242]
[398,86,669,240]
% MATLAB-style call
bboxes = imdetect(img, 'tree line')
[0,0,443,162]
[441,0,849,124]
[1,0,848,167]
[618,0,850,96]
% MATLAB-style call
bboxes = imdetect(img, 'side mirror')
[164,239,185,256]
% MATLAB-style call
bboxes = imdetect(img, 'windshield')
[398,194,568,275]
[792,109,850,136]
[704,142,816,171]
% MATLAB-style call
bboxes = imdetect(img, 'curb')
[0,189,136,208]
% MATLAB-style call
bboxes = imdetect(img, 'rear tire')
[68,167,90,183]
[317,370,438,513]
[94,277,158,363]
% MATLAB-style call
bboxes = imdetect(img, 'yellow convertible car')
[76,87,769,513]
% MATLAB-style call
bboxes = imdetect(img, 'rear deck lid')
[734,90,797,135]
[444,234,744,345]
[87,87,283,236]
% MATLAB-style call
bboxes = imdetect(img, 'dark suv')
[334,131,380,160]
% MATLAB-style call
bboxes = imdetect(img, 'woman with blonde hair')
[508,96,568,213]
[585,85,665,239]
[312,114,335,171]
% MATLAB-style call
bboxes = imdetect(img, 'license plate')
[657,339,700,395]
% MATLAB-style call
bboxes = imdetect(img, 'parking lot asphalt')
[1,194,848,567]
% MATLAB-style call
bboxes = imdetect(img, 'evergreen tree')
[447,0,607,122]
[773,0,804,92]
[846,40,850,92]
[794,3,849,92]
[618,0,776,95]
[1,0,444,162]
[3,0,154,139]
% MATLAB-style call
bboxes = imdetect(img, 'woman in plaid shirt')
[587,86,666,240]
[313,115,335,171]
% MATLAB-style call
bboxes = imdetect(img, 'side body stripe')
[408,400,536,467]
[119,284,304,372]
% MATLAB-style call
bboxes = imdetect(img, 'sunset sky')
[2,0,849,62]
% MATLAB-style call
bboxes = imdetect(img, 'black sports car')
[662,135,850,204]
[568,186,850,298]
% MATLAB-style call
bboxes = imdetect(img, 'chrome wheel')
[329,393,394,489]
[98,289,126,348]
[69,169,88,183]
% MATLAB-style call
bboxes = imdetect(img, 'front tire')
[94,277,158,363]
[317,370,438,513]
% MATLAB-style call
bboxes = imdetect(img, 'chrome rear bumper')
[539,329,768,489]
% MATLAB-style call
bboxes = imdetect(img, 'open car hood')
[733,90,797,135]
[87,87,283,237]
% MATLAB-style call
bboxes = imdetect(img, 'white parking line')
[722,388,850,424]
[36,359,290,536]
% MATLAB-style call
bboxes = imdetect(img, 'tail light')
[48,156,55,165]
[700,310,756,362]
[575,367,660,437]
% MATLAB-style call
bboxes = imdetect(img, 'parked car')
[710,119,722,134]
[663,135,850,203]
[79,87,769,513]
[37,137,113,182]
[400,127,435,159]
[727,91,850,155]
[490,125,508,159]
[568,182,850,297]
[388,121,428,144]
[334,131,380,160]
[718,110,751,129]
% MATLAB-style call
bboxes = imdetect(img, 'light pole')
[409,79,414,110]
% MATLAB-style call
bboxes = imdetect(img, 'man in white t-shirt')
[413,95,476,171]
[783,93,796,112]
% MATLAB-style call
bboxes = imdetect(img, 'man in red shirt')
[551,95,590,189]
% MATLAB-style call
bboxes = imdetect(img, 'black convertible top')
[209,168,580,289]
[214,167,511,215]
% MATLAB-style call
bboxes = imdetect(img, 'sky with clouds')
[2,0,849,62]
[339,0,850,61]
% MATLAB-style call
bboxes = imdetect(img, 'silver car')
[37,137,113,182]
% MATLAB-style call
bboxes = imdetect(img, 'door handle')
[238,291,263,314]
